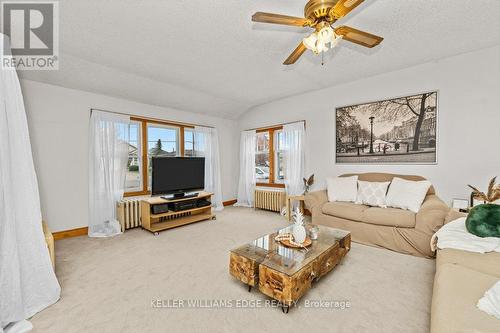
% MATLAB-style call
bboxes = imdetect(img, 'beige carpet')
[31,207,435,333]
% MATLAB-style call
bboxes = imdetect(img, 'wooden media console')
[141,191,215,234]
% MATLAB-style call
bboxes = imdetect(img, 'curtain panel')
[235,130,256,207]
[0,34,60,328]
[193,126,223,210]
[283,122,306,198]
[88,111,130,237]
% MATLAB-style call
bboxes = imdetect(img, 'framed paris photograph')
[335,91,438,164]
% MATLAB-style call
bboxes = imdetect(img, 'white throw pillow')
[355,180,391,208]
[386,177,432,213]
[326,176,358,202]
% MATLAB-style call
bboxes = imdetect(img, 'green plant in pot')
[467,177,500,238]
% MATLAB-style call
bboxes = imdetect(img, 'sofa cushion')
[326,176,358,202]
[341,172,436,195]
[362,207,416,228]
[437,248,500,278]
[321,201,368,221]
[355,180,391,208]
[386,177,432,213]
[431,263,500,333]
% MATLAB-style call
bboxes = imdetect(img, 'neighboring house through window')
[255,126,284,188]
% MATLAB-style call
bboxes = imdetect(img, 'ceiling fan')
[252,0,383,65]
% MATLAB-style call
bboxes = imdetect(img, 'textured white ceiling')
[18,0,500,119]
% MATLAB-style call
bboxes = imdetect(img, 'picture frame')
[452,198,469,212]
[335,91,438,164]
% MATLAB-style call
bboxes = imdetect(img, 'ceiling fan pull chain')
[321,52,324,66]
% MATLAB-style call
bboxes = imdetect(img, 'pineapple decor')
[292,207,307,243]
[466,177,500,238]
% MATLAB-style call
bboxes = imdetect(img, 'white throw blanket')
[431,217,500,253]
[477,281,500,320]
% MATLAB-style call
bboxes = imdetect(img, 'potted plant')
[303,174,314,194]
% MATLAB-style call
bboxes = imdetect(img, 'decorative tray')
[279,237,312,248]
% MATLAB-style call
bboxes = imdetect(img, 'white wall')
[239,45,500,204]
[21,79,239,232]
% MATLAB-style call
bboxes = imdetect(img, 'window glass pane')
[255,132,270,182]
[124,121,142,192]
[184,128,194,157]
[275,130,284,183]
[147,124,180,189]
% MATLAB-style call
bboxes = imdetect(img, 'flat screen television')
[151,157,205,197]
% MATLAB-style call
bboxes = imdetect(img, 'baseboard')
[53,227,88,240]
[223,199,237,206]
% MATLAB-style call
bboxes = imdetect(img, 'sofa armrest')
[444,209,467,224]
[305,190,328,212]
[416,195,450,235]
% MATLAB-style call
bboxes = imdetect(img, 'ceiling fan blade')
[283,42,307,65]
[331,0,365,19]
[252,12,310,27]
[335,26,383,48]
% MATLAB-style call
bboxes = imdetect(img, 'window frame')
[123,120,143,193]
[274,129,284,184]
[255,126,285,188]
[183,128,195,157]
[124,116,194,197]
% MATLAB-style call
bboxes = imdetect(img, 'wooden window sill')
[124,190,150,197]
[256,183,285,189]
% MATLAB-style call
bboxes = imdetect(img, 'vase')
[293,225,307,244]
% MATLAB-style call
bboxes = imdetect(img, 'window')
[125,121,142,192]
[255,132,270,182]
[274,130,284,183]
[184,129,195,157]
[147,124,180,189]
[123,118,195,196]
[255,126,284,187]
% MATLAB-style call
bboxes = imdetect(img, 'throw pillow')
[355,180,391,208]
[326,176,358,202]
[465,204,500,238]
[386,177,432,213]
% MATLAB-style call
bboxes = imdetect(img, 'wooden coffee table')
[229,225,351,312]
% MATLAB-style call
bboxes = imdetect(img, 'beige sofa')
[305,173,450,258]
[431,211,500,332]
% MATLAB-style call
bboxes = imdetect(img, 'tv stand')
[141,191,215,234]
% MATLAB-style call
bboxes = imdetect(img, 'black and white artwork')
[335,91,437,164]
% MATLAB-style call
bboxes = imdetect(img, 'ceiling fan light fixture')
[317,26,334,43]
[330,34,343,48]
[303,32,329,54]
[303,32,320,53]
[303,26,340,55]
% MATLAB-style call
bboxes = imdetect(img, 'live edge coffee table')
[229,225,351,313]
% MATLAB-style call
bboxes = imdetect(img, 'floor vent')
[254,189,286,213]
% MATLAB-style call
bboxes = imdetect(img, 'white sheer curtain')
[0,34,60,329]
[88,111,129,237]
[283,122,306,199]
[235,130,256,207]
[193,126,223,211]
